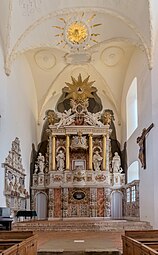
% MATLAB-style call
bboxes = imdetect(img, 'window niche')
[126,77,138,139]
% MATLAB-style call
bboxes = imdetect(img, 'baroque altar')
[31,74,125,219]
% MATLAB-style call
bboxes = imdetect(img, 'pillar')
[89,134,93,170]
[102,135,106,170]
[52,135,56,170]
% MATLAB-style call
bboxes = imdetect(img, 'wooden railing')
[122,230,158,255]
[0,231,37,255]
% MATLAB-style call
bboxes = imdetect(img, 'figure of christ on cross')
[137,123,154,169]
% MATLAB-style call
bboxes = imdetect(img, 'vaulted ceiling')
[0,0,155,120]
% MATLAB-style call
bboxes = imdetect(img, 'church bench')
[125,230,158,239]
[0,231,37,255]
[0,239,23,242]
[0,243,13,250]
[137,238,158,242]
[122,230,158,255]
[0,231,34,239]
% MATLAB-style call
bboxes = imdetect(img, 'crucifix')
[137,123,154,169]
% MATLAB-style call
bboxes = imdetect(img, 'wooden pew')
[122,230,158,255]
[125,230,158,240]
[0,231,37,255]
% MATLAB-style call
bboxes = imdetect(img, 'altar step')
[38,249,121,255]
[12,219,152,232]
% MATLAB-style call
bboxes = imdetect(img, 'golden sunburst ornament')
[67,21,88,44]
[53,12,101,50]
[64,74,97,101]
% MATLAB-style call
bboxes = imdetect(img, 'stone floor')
[37,231,123,255]
[12,219,152,254]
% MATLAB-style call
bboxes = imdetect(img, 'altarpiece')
[31,74,125,219]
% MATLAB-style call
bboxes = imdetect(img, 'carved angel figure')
[55,109,75,128]
[44,109,58,125]
[85,111,103,127]
[101,109,114,125]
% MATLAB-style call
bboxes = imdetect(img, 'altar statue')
[34,164,38,174]
[112,152,121,173]
[56,150,65,171]
[37,153,45,173]
[93,151,103,171]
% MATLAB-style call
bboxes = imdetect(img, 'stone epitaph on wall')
[2,137,29,217]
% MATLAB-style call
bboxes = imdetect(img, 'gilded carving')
[53,12,101,50]
[66,21,88,44]
[64,74,96,101]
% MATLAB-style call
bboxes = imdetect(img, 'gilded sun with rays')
[64,74,97,101]
[53,13,101,49]
[67,21,88,44]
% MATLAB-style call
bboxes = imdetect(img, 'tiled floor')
[37,231,124,254]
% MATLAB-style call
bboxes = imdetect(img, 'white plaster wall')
[0,45,38,207]
[121,48,154,226]
[150,0,158,50]
[150,29,158,228]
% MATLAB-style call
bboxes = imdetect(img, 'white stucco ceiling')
[0,0,155,120]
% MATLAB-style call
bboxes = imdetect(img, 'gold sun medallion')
[53,13,101,49]
[67,21,88,45]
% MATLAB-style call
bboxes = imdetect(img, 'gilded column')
[66,135,70,170]
[102,135,106,170]
[52,135,56,170]
[89,134,93,170]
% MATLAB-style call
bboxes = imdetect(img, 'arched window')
[127,161,139,183]
[126,77,138,139]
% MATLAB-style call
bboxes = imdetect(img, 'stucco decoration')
[71,67,89,78]
[19,0,43,16]
[65,52,91,65]
[4,5,152,75]
[34,50,56,70]
[101,46,124,66]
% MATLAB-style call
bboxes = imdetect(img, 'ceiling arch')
[0,0,152,130]
[4,6,152,75]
